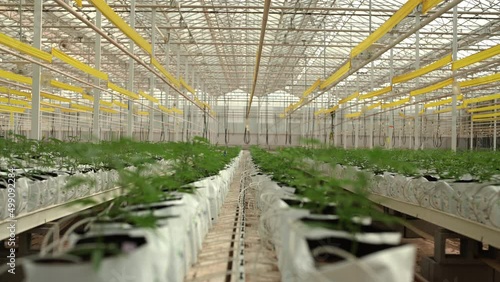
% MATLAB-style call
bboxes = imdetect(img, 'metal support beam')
[175,45,180,141]
[30,0,42,140]
[92,9,102,141]
[451,5,459,152]
[414,12,421,150]
[148,1,156,142]
[388,49,394,149]
[126,0,136,139]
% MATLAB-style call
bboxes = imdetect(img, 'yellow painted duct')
[52,48,108,81]
[81,94,94,101]
[139,91,159,104]
[303,79,322,98]
[41,107,55,113]
[351,0,422,58]
[359,86,392,100]
[41,102,69,110]
[433,105,466,114]
[472,112,500,119]
[467,104,500,113]
[60,108,84,113]
[459,73,500,88]
[74,0,82,8]
[113,100,128,109]
[339,92,359,104]
[172,107,183,115]
[452,45,500,70]
[158,105,173,114]
[0,87,31,98]
[393,54,452,84]
[381,97,410,109]
[41,92,71,102]
[423,95,463,108]
[0,32,52,62]
[100,107,118,114]
[314,105,339,116]
[472,116,500,122]
[0,97,30,106]
[463,93,500,106]
[0,69,32,85]
[320,61,351,90]
[0,105,25,113]
[364,101,382,111]
[50,80,84,93]
[70,103,93,112]
[422,0,443,14]
[137,111,149,116]
[418,109,426,115]
[100,100,113,107]
[88,0,152,54]
[346,112,362,118]
[179,77,195,94]
[410,78,453,96]
[151,58,180,87]
[108,82,140,99]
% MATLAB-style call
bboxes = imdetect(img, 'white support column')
[92,9,102,141]
[494,99,497,151]
[334,104,339,147]
[30,0,42,140]
[148,1,156,142]
[164,39,171,139]
[451,5,459,151]
[343,89,347,149]
[414,12,421,150]
[369,62,374,149]
[175,45,180,141]
[126,0,136,139]
[387,49,394,149]
[355,75,360,148]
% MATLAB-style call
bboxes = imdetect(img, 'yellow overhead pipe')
[70,103,93,112]
[0,97,30,107]
[179,77,195,94]
[50,80,84,93]
[364,101,382,111]
[452,44,500,70]
[393,54,452,84]
[113,100,128,109]
[422,0,443,14]
[320,61,351,90]
[424,95,463,108]
[346,112,362,118]
[0,87,31,98]
[246,0,271,119]
[108,82,140,100]
[339,92,359,104]
[88,0,152,54]
[410,78,453,96]
[151,58,180,88]
[359,86,392,100]
[350,0,422,58]
[459,73,500,88]
[472,112,500,119]
[467,104,500,113]
[158,105,173,114]
[41,92,71,102]
[381,97,410,109]
[0,69,32,85]
[463,93,500,106]
[52,48,108,81]
[0,104,26,113]
[303,79,322,98]
[0,32,52,62]
[139,90,159,104]
[472,116,500,122]
[137,111,149,116]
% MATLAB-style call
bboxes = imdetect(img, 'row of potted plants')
[0,135,241,281]
[249,146,416,282]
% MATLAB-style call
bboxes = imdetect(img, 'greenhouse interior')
[0,0,499,281]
